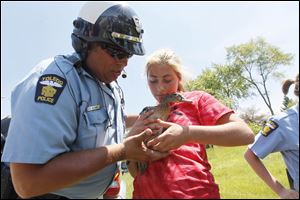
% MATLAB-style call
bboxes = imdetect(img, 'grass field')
[120,145,289,199]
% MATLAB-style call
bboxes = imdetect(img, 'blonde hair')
[145,49,189,92]
[282,74,299,97]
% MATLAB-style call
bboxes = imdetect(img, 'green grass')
[121,146,288,199]
[121,173,134,199]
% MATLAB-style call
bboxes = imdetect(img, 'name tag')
[87,104,101,112]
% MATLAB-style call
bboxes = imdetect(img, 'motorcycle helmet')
[71,1,145,60]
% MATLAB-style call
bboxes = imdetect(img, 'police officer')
[244,74,299,199]
[1,2,167,199]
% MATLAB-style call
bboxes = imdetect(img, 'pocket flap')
[85,109,107,125]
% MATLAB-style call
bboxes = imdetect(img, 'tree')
[185,63,250,109]
[239,107,267,125]
[239,107,268,135]
[226,37,294,115]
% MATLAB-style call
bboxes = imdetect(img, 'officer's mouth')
[113,71,122,77]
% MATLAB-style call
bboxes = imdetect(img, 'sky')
[1,1,299,119]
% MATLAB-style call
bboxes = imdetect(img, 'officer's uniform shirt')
[249,104,299,192]
[1,53,126,199]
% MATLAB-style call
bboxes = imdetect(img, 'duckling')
[136,93,192,174]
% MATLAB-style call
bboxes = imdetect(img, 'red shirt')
[132,91,234,199]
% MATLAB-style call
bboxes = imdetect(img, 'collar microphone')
[122,70,127,78]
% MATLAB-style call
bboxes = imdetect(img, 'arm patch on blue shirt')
[35,74,66,105]
[261,120,278,137]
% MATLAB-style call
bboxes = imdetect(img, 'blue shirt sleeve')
[249,117,283,159]
[2,65,78,164]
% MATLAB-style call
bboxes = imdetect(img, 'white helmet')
[71,1,145,59]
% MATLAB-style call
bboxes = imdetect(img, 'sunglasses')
[100,43,133,60]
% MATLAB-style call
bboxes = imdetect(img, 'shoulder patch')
[35,74,66,105]
[261,120,278,137]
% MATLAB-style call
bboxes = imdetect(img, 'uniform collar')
[77,67,91,78]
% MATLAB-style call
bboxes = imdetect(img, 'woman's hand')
[146,119,189,152]
[279,188,299,199]
[126,110,160,137]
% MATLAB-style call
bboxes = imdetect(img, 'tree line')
[184,37,297,134]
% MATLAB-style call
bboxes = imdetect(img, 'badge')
[261,120,278,137]
[35,74,66,105]
[87,104,101,112]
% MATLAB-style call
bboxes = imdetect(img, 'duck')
[137,93,192,174]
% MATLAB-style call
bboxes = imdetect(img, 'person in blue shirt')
[244,74,299,199]
[1,2,167,199]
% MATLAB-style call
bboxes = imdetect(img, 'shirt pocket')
[84,108,108,126]
[77,109,108,149]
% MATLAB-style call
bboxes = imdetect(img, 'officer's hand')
[123,128,169,162]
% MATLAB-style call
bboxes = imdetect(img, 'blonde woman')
[127,49,254,199]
